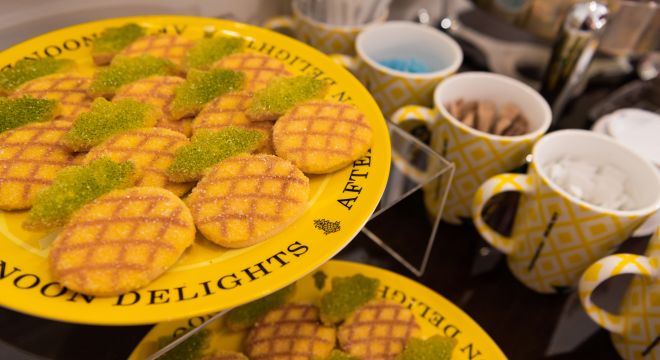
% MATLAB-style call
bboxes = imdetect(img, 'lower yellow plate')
[0,16,390,325]
[129,260,506,359]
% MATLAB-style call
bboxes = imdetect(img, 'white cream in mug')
[545,157,636,211]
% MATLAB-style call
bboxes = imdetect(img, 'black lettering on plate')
[337,150,371,210]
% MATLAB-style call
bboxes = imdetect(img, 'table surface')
[0,81,647,360]
[0,8,654,360]
[0,224,649,360]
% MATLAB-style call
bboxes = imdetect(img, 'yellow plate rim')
[128,259,507,359]
[0,15,391,325]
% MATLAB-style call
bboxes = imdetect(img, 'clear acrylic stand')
[146,121,454,360]
[361,121,454,277]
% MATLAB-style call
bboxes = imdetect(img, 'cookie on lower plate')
[245,303,336,360]
[49,186,195,296]
[186,154,309,248]
[338,300,421,360]
[273,100,372,174]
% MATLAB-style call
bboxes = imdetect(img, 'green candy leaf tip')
[156,328,210,360]
[395,335,457,360]
[92,23,147,65]
[319,274,380,325]
[63,97,158,152]
[167,126,265,183]
[169,68,245,120]
[224,283,296,331]
[0,96,59,133]
[0,58,74,95]
[89,55,177,97]
[246,75,328,121]
[186,36,244,70]
[23,158,136,231]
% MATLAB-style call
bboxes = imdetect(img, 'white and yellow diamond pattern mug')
[473,130,660,294]
[391,72,551,223]
[263,0,388,55]
[333,21,462,118]
[579,227,660,360]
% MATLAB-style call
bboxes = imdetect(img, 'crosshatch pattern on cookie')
[0,121,74,209]
[193,92,274,153]
[188,155,308,247]
[339,302,421,360]
[119,35,195,66]
[113,76,192,136]
[85,128,193,196]
[246,303,336,360]
[274,101,371,173]
[213,53,291,92]
[49,187,194,296]
[12,74,93,122]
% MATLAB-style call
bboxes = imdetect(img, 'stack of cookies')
[0,22,374,297]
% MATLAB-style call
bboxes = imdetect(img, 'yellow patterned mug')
[579,227,660,359]
[392,72,551,223]
[333,21,462,118]
[473,130,660,294]
[263,0,388,55]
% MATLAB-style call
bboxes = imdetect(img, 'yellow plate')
[0,16,390,325]
[129,260,506,359]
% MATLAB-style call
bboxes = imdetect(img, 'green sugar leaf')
[185,36,244,70]
[224,284,296,331]
[246,76,328,121]
[170,68,244,119]
[157,328,210,360]
[0,97,59,133]
[316,350,361,360]
[0,58,74,95]
[63,98,158,151]
[320,274,380,325]
[168,126,264,182]
[395,336,457,360]
[89,55,177,97]
[23,158,135,231]
[92,23,146,65]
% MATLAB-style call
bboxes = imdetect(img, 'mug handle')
[472,174,533,254]
[263,16,294,31]
[390,105,439,127]
[388,105,441,184]
[330,54,359,74]
[578,253,658,334]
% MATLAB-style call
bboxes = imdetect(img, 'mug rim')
[292,0,389,31]
[531,129,660,216]
[434,71,552,141]
[355,21,463,79]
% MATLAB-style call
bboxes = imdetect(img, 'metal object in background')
[473,0,660,57]
[599,1,660,57]
[540,2,609,125]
